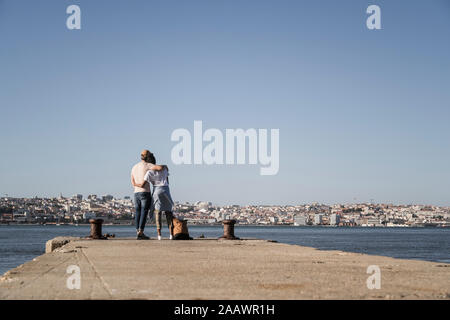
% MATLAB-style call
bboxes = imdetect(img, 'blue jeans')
[134,192,151,232]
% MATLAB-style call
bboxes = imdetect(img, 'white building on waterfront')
[294,215,308,226]
[330,214,340,226]
[314,214,323,225]
[83,212,97,220]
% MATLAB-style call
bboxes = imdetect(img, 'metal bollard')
[89,219,105,239]
[219,219,239,240]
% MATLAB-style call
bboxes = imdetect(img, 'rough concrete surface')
[0,238,449,300]
[45,237,82,253]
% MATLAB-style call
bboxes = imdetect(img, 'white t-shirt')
[131,161,156,193]
[144,167,169,187]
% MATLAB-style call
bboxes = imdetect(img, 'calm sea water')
[0,225,449,275]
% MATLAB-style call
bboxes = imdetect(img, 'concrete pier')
[0,238,449,300]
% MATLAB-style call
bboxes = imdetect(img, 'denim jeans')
[134,192,151,231]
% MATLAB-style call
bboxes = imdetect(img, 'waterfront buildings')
[330,213,340,226]
[0,196,449,227]
[314,214,324,225]
[293,215,308,226]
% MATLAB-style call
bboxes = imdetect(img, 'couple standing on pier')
[130,149,176,240]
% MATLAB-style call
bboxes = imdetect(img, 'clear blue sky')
[1,0,449,206]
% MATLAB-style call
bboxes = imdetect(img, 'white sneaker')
[169,235,173,240]
[158,235,162,241]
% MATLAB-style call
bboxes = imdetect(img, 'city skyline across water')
[2,193,450,208]
[1,195,449,228]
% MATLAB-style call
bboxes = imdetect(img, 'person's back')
[145,166,169,187]
[131,161,155,193]
[143,154,174,240]
[131,150,158,240]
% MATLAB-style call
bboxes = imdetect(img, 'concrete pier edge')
[1,237,449,300]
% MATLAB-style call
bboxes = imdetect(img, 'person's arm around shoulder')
[132,172,147,188]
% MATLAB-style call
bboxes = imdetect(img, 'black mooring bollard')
[219,219,239,240]
[89,219,105,239]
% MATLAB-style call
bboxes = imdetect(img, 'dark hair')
[148,154,156,164]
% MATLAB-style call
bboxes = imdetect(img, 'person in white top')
[130,150,167,240]
[134,153,174,240]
